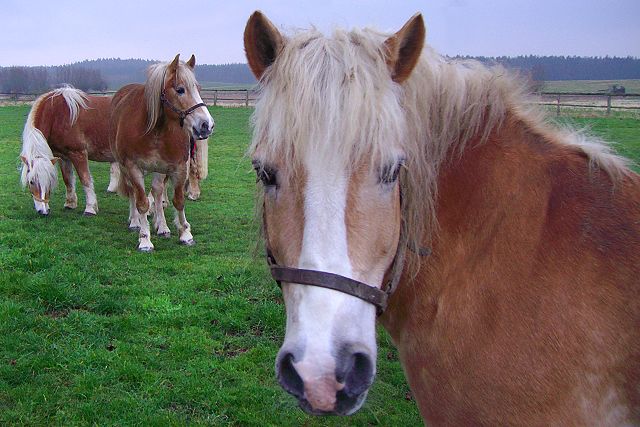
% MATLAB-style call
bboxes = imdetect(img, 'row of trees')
[458,55,640,81]
[2,55,639,94]
[0,66,107,93]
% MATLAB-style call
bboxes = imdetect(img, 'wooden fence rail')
[1,90,638,114]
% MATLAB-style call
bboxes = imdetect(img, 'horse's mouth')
[295,389,368,416]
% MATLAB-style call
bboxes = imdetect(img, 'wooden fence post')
[556,95,561,116]
[606,95,611,116]
[214,90,218,107]
[245,90,249,107]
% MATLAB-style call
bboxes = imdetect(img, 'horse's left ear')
[187,54,196,69]
[169,54,180,71]
[20,155,28,165]
[51,157,60,165]
[384,13,425,83]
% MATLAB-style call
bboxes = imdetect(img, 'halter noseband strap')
[263,185,426,316]
[160,90,206,128]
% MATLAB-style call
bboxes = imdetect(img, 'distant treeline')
[0,65,107,93]
[461,55,640,81]
[1,56,639,94]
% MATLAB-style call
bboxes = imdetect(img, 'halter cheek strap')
[160,91,206,128]
[159,67,207,128]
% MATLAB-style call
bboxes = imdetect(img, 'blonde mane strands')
[250,25,632,270]
[20,93,57,192]
[144,61,199,133]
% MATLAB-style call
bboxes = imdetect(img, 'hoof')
[129,225,140,232]
[180,239,195,246]
[138,246,154,253]
[83,211,97,217]
[64,205,76,210]
[158,231,171,238]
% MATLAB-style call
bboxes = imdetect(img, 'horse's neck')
[382,116,554,338]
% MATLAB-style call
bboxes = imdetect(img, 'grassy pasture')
[0,106,418,425]
[0,105,638,425]
[542,79,640,94]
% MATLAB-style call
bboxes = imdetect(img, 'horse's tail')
[194,138,209,180]
[50,85,89,126]
[116,168,133,198]
[20,92,58,192]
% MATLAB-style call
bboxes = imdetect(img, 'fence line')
[1,90,638,114]
[538,92,640,116]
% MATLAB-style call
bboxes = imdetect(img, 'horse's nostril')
[276,351,304,399]
[338,352,374,397]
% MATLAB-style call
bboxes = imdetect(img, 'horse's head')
[150,54,214,140]
[20,154,58,216]
[245,11,424,415]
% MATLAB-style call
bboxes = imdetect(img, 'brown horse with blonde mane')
[110,54,213,251]
[244,11,640,424]
[20,87,119,215]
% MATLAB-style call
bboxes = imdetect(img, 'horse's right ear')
[244,11,284,80]
[384,13,425,83]
[169,54,180,71]
[20,155,27,165]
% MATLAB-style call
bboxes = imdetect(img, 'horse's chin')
[297,389,369,416]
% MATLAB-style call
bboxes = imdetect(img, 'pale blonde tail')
[195,138,209,180]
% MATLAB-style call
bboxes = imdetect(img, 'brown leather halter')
[263,184,429,316]
[160,90,206,128]
[160,67,206,128]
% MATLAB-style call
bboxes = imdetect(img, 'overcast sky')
[3,0,639,67]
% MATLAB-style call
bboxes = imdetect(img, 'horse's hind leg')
[151,173,171,238]
[107,163,120,193]
[171,171,194,246]
[69,151,98,216]
[186,156,201,200]
[60,159,77,209]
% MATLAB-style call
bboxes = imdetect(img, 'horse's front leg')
[127,165,153,252]
[107,163,120,193]
[151,173,171,238]
[171,168,194,246]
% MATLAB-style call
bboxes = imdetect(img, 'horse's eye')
[253,161,278,188]
[380,160,404,185]
[29,180,34,186]
[176,87,185,95]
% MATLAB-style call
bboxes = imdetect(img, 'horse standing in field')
[20,87,120,215]
[110,54,213,251]
[244,12,640,424]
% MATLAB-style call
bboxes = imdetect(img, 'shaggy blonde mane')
[250,25,632,258]
[20,94,57,193]
[145,61,198,133]
[49,86,89,126]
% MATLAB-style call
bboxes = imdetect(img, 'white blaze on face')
[184,87,214,133]
[284,151,377,404]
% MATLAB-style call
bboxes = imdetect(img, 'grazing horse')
[110,54,213,251]
[244,11,640,424]
[20,87,119,215]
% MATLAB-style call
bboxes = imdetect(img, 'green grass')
[0,106,418,426]
[1,106,638,426]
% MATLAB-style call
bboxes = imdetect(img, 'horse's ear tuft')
[187,54,196,69]
[20,155,28,165]
[51,157,60,165]
[384,13,425,83]
[169,54,180,71]
[244,11,284,80]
